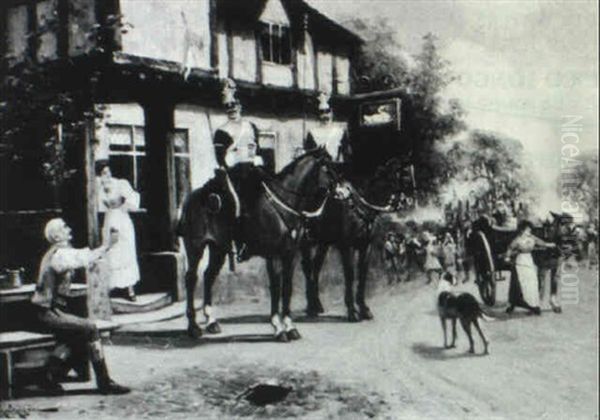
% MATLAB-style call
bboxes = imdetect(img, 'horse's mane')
[275,148,328,180]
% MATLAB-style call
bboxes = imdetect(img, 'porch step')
[111,292,173,315]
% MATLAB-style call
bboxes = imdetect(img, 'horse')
[177,148,337,341]
[300,159,415,321]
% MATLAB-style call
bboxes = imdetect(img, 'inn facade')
[1,0,364,310]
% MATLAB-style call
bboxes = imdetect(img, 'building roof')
[216,0,363,47]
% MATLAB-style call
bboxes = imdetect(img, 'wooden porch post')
[143,100,177,253]
[141,100,186,301]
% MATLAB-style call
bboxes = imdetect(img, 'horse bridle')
[261,155,340,220]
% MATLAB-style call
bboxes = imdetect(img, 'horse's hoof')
[305,307,320,318]
[275,331,289,343]
[359,307,374,320]
[187,325,202,339]
[316,300,325,314]
[206,322,222,334]
[287,329,301,341]
[552,306,562,314]
[348,310,361,323]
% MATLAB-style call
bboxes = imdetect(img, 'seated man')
[32,218,130,395]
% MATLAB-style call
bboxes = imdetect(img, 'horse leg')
[266,258,287,342]
[185,247,203,339]
[357,245,374,320]
[203,245,227,334]
[281,254,301,341]
[311,243,328,314]
[340,246,359,322]
[300,244,317,317]
[549,266,562,313]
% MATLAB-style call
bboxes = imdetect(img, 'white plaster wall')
[232,30,257,82]
[317,51,333,93]
[217,30,229,78]
[335,55,351,95]
[297,32,315,90]
[175,105,217,189]
[6,6,28,65]
[262,63,293,87]
[120,0,211,69]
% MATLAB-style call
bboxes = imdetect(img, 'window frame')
[171,128,192,208]
[259,22,292,66]
[106,124,146,202]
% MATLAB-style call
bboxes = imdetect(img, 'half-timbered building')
[1,0,363,311]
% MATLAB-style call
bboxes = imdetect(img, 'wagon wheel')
[477,270,496,306]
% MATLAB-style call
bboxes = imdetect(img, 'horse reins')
[261,181,328,219]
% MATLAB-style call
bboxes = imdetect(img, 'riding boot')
[92,359,130,395]
[41,356,66,395]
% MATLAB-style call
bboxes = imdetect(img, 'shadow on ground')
[111,331,278,349]
[411,342,489,360]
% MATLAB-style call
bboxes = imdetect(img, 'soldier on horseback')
[304,91,351,164]
[213,78,266,261]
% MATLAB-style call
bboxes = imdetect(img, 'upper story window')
[259,23,291,65]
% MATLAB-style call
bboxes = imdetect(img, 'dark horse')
[177,149,336,341]
[300,159,415,321]
[468,213,575,309]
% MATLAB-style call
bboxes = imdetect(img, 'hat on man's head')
[317,91,331,113]
[221,78,240,110]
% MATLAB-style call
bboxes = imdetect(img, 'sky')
[308,0,598,212]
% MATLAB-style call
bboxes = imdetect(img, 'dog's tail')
[479,311,495,322]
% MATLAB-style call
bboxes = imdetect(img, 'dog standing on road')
[437,272,492,355]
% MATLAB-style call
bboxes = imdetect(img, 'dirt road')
[3,267,598,419]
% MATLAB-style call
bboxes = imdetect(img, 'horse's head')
[277,147,339,210]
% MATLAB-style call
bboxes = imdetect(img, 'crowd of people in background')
[382,198,599,285]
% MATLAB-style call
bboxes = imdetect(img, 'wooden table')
[0,284,87,304]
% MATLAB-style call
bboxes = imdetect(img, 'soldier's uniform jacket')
[213,120,261,168]
[304,125,350,163]
[31,245,93,310]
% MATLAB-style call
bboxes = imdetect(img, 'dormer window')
[259,22,291,65]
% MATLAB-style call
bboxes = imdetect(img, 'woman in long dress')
[422,231,443,284]
[96,160,140,301]
[505,220,556,315]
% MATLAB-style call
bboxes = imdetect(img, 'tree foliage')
[347,19,466,194]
